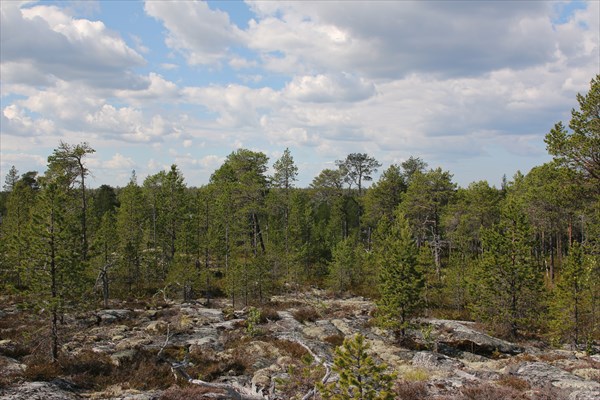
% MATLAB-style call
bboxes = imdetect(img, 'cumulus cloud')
[144,0,243,65]
[104,153,135,170]
[285,73,375,103]
[0,2,146,89]
[245,1,595,79]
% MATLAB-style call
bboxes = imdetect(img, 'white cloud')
[104,153,135,170]
[144,0,243,65]
[2,104,55,136]
[244,1,594,79]
[284,73,375,103]
[0,2,145,89]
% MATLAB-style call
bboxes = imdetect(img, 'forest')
[0,74,598,377]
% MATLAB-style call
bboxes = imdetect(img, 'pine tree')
[1,173,36,289]
[374,210,423,336]
[27,178,85,361]
[116,172,147,294]
[473,196,545,338]
[549,242,594,347]
[318,334,395,400]
[327,237,359,294]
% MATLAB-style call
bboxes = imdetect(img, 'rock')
[412,351,465,371]
[276,356,294,368]
[0,355,25,378]
[96,309,133,325]
[252,367,274,388]
[144,320,167,334]
[115,337,152,351]
[330,319,353,335]
[0,340,16,356]
[422,319,523,356]
[572,368,600,382]
[0,380,80,399]
[110,349,137,367]
[186,327,223,352]
[515,361,600,397]
[302,320,343,341]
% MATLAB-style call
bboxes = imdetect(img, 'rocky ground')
[0,291,599,399]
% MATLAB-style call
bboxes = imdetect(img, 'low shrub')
[323,334,345,347]
[268,338,310,359]
[394,380,428,400]
[292,306,319,323]
[497,374,530,391]
[160,385,227,400]
[460,383,523,400]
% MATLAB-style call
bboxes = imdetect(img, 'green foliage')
[549,242,597,346]
[374,210,423,334]
[335,153,382,194]
[472,196,545,338]
[318,333,396,400]
[246,306,262,336]
[327,237,362,294]
[545,74,600,188]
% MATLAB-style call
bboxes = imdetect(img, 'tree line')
[1,75,598,360]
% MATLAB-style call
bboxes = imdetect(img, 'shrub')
[394,380,428,400]
[23,359,62,381]
[258,307,281,323]
[323,334,345,347]
[160,385,227,399]
[460,383,522,400]
[497,374,530,391]
[268,339,309,359]
[292,306,319,323]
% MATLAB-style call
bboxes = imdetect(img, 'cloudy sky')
[1,1,598,188]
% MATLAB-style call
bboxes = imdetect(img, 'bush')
[394,380,428,400]
[292,306,319,323]
[258,307,281,323]
[324,334,345,347]
[23,359,62,381]
[460,383,522,400]
[160,384,228,399]
[268,339,310,359]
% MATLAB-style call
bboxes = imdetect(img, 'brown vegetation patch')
[394,380,428,399]
[497,374,531,391]
[267,338,310,359]
[323,334,345,347]
[292,306,320,323]
[460,383,524,400]
[258,307,281,323]
[160,385,228,400]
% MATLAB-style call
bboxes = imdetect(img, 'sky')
[1,0,599,189]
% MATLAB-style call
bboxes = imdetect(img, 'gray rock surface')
[0,380,80,400]
[422,318,523,356]
[515,361,600,398]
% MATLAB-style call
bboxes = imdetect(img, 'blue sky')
[1,0,598,188]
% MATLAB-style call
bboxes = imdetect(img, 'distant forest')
[1,75,598,356]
